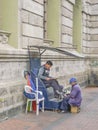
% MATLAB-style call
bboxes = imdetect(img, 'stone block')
[0,111,7,120]
[23,0,44,16]
[22,36,29,49]
[90,0,98,4]
[0,88,8,96]
[7,107,21,117]
[62,0,73,11]
[90,16,98,21]
[91,22,98,28]
[62,25,72,35]
[92,4,98,11]
[18,84,24,93]
[34,0,44,4]
[62,35,72,44]
[22,23,43,38]
[9,86,18,94]
[29,13,43,27]
[4,96,15,107]
[0,101,3,108]
[16,94,24,103]
[90,41,98,46]
[62,7,73,19]
[68,0,75,4]
[62,16,73,28]
[21,10,29,23]
[90,35,98,41]
[28,37,43,46]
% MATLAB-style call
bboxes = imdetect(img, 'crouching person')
[59,77,82,113]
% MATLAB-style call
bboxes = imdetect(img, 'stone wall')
[0,48,30,118]
[87,59,98,86]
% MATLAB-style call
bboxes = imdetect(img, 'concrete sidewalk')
[0,87,98,130]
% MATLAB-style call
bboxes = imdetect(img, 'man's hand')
[51,77,58,80]
[46,77,51,81]
[46,77,57,81]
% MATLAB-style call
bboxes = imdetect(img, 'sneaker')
[61,110,67,113]
[56,90,62,95]
[61,110,65,113]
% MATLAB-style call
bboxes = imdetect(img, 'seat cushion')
[23,91,35,99]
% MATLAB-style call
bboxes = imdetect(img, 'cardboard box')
[71,106,80,113]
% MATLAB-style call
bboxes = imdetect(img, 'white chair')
[25,78,44,116]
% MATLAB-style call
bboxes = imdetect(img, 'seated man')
[38,60,63,98]
[59,77,82,113]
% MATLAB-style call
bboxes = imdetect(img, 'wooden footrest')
[71,106,80,113]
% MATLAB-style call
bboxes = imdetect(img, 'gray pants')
[42,79,63,96]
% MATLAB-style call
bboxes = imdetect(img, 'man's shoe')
[54,95,59,98]
[56,90,62,95]
[57,110,61,113]
[61,110,68,113]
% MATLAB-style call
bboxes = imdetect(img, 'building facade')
[0,0,98,117]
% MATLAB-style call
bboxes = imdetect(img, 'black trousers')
[42,79,63,96]
[60,97,70,111]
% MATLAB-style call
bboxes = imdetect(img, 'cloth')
[43,79,63,96]
[23,91,43,99]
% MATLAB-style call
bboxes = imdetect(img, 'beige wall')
[0,0,18,48]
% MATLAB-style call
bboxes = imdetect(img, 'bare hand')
[46,77,51,81]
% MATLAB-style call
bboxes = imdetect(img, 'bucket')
[32,101,36,112]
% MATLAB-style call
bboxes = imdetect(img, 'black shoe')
[57,110,61,113]
[54,95,59,98]
[56,90,62,95]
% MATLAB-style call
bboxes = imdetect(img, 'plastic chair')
[25,79,44,116]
